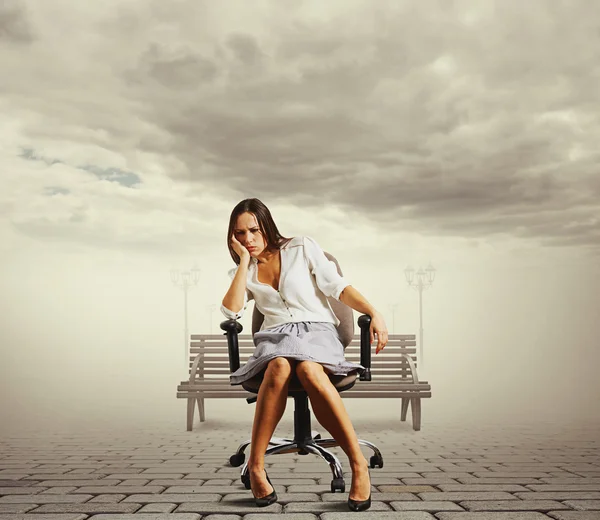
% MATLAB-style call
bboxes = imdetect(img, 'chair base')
[229,394,384,493]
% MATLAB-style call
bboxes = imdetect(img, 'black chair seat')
[241,368,358,396]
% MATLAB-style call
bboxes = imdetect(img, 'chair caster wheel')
[241,472,251,489]
[331,477,345,493]
[370,454,383,468]
[229,453,245,467]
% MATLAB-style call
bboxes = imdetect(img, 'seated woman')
[221,198,388,511]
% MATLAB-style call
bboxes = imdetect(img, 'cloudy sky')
[1,0,599,433]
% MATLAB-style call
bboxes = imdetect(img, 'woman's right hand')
[230,233,250,259]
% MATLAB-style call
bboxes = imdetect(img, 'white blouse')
[220,235,351,331]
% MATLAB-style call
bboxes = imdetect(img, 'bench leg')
[411,398,421,431]
[400,398,410,421]
[187,397,195,431]
[197,397,205,422]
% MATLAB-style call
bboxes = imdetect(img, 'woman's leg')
[247,356,296,498]
[295,360,371,501]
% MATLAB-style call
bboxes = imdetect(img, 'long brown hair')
[227,198,293,265]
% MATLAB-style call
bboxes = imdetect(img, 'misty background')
[1,0,599,435]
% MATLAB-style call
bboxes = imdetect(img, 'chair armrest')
[220,315,375,382]
[220,319,243,373]
[357,314,372,381]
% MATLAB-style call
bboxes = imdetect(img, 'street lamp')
[404,262,436,369]
[171,264,201,368]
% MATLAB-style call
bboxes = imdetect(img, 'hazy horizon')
[1,0,599,434]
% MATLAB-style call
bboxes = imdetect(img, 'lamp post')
[171,264,201,369]
[389,303,399,334]
[404,263,436,369]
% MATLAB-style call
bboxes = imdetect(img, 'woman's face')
[233,212,267,257]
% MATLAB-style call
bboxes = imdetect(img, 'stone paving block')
[515,492,600,500]
[149,480,207,487]
[175,501,282,514]
[548,512,600,520]
[220,492,318,504]
[88,494,127,502]
[0,494,94,504]
[0,487,47,495]
[102,471,161,477]
[0,513,89,520]
[0,481,38,487]
[243,514,317,520]
[137,503,178,513]
[389,500,465,511]
[378,485,440,493]
[30,502,143,514]
[284,500,391,513]
[34,480,124,487]
[421,472,474,479]
[25,474,112,480]
[401,478,462,485]
[122,494,222,503]
[439,484,530,492]
[0,505,37,513]
[472,472,553,478]
[418,492,518,501]
[459,499,571,511]
[285,484,375,493]
[203,515,242,520]
[458,477,542,484]
[87,515,202,520]
[252,478,316,486]
[321,512,436,519]
[125,487,226,496]
[71,486,166,494]
[163,486,236,493]
[562,500,600,510]
[527,484,600,491]
[437,514,551,519]
[540,479,600,485]
[39,488,78,494]
[320,492,419,501]
[0,473,46,480]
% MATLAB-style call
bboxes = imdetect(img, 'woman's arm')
[339,285,388,353]
[338,285,376,316]
[221,260,251,319]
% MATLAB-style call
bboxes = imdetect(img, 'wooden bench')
[176,333,432,432]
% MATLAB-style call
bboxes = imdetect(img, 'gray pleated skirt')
[230,321,366,386]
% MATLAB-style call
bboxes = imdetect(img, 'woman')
[221,198,389,511]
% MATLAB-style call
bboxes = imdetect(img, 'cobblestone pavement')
[1,410,599,520]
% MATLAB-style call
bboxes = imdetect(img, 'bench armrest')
[396,353,420,384]
[188,352,204,384]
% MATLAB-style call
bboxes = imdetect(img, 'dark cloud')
[0,1,34,44]
[2,0,599,253]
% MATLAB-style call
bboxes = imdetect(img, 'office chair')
[220,251,384,493]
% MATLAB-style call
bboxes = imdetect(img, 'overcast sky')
[1,0,599,433]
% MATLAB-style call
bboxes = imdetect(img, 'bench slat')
[178,383,431,391]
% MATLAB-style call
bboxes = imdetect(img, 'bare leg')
[247,357,296,498]
[295,361,370,501]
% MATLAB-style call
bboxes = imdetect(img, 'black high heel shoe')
[348,466,371,511]
[250,467,277,507]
